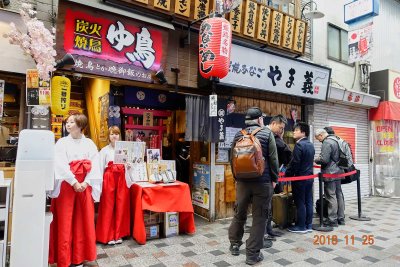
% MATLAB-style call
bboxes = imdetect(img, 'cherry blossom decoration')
[4,3,56,80]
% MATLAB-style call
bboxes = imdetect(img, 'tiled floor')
[87,197,400,266]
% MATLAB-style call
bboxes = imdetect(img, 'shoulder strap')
[326,136,342,163]
[240,129,249,136]
[250,127,263,136]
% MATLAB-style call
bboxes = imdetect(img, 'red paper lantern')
[199,16,232,79]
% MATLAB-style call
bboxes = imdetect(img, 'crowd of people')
[228,107,348,265]
[48,113,133,267]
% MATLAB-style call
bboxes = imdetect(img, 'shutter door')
[308,102,370,201]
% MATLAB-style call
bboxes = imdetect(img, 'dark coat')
[274,135,292,167]
[286,138,315,177]
[231,121,279,183]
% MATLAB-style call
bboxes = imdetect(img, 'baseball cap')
[245,107,266,120]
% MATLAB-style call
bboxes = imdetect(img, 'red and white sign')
[64,9,163,70]
[344,91,364,104]
[393,77,400,99]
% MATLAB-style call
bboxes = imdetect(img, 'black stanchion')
[313,173,333,232]
[349,170,371,221]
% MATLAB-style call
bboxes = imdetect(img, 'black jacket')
[286,137,315,177]
[231,122,279,183]
[274,135,292,167]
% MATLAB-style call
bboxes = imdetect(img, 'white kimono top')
[49,135,102,202]
[99,144,135,188]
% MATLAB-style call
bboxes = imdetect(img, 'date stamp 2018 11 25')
[313,235,375,246]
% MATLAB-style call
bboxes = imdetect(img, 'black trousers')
[228,181,273,257]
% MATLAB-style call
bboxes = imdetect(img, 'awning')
[327,85,380,108]
[0,10,36,74]
[369,101,400,121]
[66,0,175,30]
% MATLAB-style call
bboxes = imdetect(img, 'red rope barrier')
[322,170,357,179]
[277,170,357,182]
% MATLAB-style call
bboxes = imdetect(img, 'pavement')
[85,196,400,267]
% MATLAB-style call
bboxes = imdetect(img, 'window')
[328,24,349,64]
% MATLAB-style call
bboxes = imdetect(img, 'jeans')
[292,180,313,228]
[228,181,273,258]
[324,180,345,222]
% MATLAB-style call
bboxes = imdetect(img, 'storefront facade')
[308,86,380,201]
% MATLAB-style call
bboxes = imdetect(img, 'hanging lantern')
[51,76,71,115]
[199,16,232,79]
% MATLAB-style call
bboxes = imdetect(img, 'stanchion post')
[350,169,371,221]
[312,172,333,232]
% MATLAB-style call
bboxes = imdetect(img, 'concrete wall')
[311,0,400,92]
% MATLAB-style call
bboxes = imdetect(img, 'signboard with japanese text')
[256,6,271,42]
[269,10,284,46]
[26,69,39,106]
[194,0,210,19]
[348,22,373,64]
[243,0,257,38]
[389,70,400,104]
[56,3,168,83]
[154,0,171,10]
[229,4,242,33]
[343,91,364,105]
[293,19,306,53]
[220,44,331,101]
[344,0,379,24]
[175,0,191,17]
[282,15,295,49]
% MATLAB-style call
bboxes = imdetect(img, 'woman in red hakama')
[96,126,133,245]
[48,113,101,267]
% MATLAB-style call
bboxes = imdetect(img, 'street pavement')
[86,196,400,267]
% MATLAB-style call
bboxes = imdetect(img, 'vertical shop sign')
[293,20,306,53]
[99,93,109,141]
[257,6,271,42]
[209,94,217,117]
[143,111,154,126]
[375,124,395,153]
[217,97,227,142]
[282,15,295,49]
[348,22,373,64]
[154,0,171,11]
[243,0,257,37]
[229,3,242,33]
[194,0,209,19]
[39,78,51,106]
[0,80,4,119]
[26,69,40,106]
[269,10,283,46]
[175,0,191,17]
[192,164,211,210]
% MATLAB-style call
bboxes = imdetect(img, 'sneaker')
[306,224,313,233]
[287,226,308,234]
[115,239,123,244]
[263,239,273,248]
[107,240,116,245]
[246,252,264,265]
[229,242,242,256]
[264,235,276,241]
[338,219,345,225]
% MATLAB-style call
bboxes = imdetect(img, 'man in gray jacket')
[228,107,279,265]
[314,128,345,227]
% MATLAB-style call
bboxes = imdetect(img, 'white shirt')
[99,144,135,188]
[49,135,102,202]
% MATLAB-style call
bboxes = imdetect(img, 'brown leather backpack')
[232,127,265,179]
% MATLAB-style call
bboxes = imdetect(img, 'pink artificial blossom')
[5,3,57,80]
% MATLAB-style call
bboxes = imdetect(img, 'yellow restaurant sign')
[115,0,307,54]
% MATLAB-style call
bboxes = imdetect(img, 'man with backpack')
[228,107,279,265]
[314,128,345,227]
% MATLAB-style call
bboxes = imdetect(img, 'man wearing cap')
[228,107,279,265]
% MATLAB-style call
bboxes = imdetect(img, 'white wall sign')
[344,0,379,24]
[220,44,331,101]
[348,22,373,64]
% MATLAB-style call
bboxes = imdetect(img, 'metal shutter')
[308,102,370,201]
